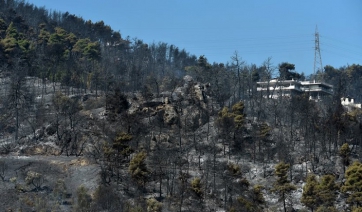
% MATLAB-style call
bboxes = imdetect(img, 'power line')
[322,49,362,62]
[322,35,362,50]
[321,42,362,56]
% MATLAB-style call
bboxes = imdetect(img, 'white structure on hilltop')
[341,97,362,108]
[256,79,333,100]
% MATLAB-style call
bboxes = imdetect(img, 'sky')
[28,0,362,76]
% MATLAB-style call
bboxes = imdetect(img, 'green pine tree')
[113,132,133,157]
[251,184,265,205]
[301,174,319,212]
[341,161,362,208]
[232,101,245,128]
[339,143,351,173]
[129,151,149,187]
[317,174,339,207]
[272,162,296,212]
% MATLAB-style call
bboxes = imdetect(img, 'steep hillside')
[0,1,362,211]
[0,75,359,211]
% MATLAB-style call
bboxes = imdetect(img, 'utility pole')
[314,25,323,82]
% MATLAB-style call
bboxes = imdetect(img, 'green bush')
[147,198,162,212]
[227,162,241,176]
[75,185,92,212]
[190,177,203,197]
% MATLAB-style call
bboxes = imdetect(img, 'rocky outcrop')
[163,104,178,125]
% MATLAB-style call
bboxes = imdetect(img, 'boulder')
[164,104,178,125]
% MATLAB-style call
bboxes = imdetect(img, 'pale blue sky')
[29,0,361,76]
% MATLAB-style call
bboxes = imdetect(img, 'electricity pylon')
[314,26,323,81]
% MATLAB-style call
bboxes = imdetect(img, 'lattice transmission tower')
[314,26,323,81]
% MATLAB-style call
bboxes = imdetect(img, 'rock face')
[193,83,206,102]
[138,75,211,128]
[183,75,194,86]
[163,104,178,125]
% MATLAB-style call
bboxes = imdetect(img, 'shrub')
[146,198,162,212]
[75,185,92,212]
[53,179,67,202]
[190,177,203,197]
[25,171,44,191]
[92,184,120,211]
[227,162,241,176]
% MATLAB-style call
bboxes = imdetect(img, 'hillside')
[0,1,362,212]
[0,74,359,211]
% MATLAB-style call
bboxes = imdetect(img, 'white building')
[256,79,333,100]
[341,97,361,108]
